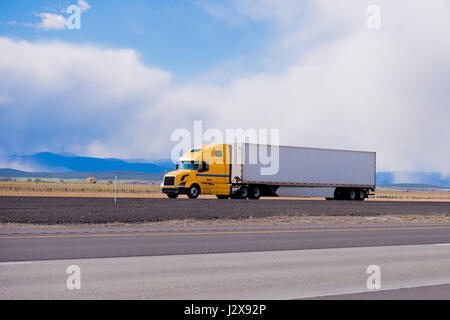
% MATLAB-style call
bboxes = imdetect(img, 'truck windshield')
[177,161,200,170]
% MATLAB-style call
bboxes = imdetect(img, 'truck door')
[196,145,229,195]
[196,161,212,194]
[210,144,230,194]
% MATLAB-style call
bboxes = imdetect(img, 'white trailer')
[229,143,376,200]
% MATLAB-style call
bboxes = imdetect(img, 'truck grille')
[164,176,175,186]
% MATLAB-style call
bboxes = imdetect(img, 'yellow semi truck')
[161,144,232,199]
[161,143,376,200]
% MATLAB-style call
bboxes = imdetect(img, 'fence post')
[114,176,117,203]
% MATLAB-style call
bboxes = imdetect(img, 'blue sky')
[0,0,450,174]
[0,0,274,81]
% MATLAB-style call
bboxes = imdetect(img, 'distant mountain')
[0,169,164,181]
[0,153,449,187]
[376,172,450,188]
[4,152,175,173]
[2,168,447,187]
[152,158,178,170]
[378,183,449,189]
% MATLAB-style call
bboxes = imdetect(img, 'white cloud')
[36,13,66,31]
[78,0,91,13]
[192,0,450,173]
[0,37,172,159]
[0,154,45,172]
[1,0,450,174]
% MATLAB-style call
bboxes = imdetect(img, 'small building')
[87,177,97,184]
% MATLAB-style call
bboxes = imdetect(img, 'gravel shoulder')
[2,215,450,233]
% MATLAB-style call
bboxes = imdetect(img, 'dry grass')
[0,181,160,195]
[2,214,450,229]
[373,190,450,201]
[0,181,449,201]
[139,214,450,227]
[0,191,167,198]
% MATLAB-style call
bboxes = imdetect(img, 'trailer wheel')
[357,190,366,201]
[167,194,178,199]
[348,189,357,200]
[216,195,229,199]
[187,184,200,199]
[248,186,261,200]
[239,187,248,199]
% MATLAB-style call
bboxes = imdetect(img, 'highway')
[1,243,450,299]
[1,223,450,261]
[1,222,450,299]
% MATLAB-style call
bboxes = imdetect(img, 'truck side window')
[199,162,209,172]
[215,150,222,157]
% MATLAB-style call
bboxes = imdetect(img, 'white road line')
[280,282,450,300]
[0,261,32,266]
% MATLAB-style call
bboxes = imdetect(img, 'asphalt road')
[1,223,450,262]
[311,284,450,300]
[1,244,450,299]
[1,196,450,299]
[1,196,449,224]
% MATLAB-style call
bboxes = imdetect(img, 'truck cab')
[161,144,231,199]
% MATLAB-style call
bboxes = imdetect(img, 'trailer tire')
[187,184,200,199]
[248,186,261,200]
[239,187,248,199]
[216,195,229,199]
[348,189,357,201]
[357,189,366,201]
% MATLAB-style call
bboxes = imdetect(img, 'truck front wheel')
[187,185,200,199]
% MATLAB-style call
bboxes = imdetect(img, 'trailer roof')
[229,142,376,154]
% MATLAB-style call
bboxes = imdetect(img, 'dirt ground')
[0,196,448,225]
[1,190,449,202]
